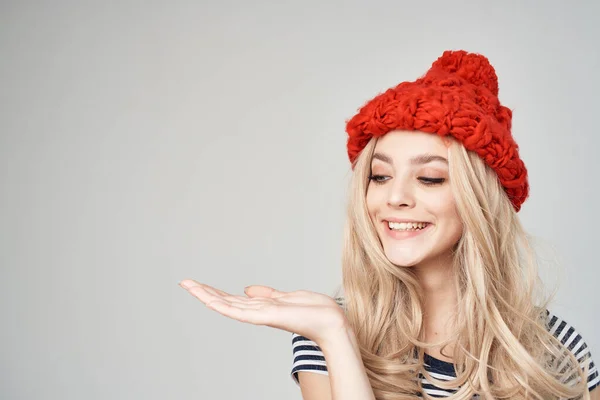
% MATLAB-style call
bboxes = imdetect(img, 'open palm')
[180,279,347,346]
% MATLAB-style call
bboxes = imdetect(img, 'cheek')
[365,187,381,215]
[435,192,463,235]
[366,189,388,228]
[429,190,460,222]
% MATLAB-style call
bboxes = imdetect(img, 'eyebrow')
[371,152,448,166]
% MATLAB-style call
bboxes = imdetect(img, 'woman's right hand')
[179,280,348,346]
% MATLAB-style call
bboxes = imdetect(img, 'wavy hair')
[338,134,590,399]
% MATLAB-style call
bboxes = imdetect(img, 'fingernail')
[179,280,191,289]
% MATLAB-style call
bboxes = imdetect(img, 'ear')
[244,285,286,298]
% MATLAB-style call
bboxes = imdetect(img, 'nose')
[386,179,416,209]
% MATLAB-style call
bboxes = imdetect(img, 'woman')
[180,50,599,399]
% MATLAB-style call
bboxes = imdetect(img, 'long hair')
[338,134,590,399]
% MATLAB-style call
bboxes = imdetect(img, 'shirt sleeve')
[290,333,329,385]
[547,311,599,391]
[289,297,345,385]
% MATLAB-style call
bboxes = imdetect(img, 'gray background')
[1,1,598,399]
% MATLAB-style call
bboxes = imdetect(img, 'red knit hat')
[346,50,529,212]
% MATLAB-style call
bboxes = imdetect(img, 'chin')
[384,249,424,268]
[391,260,419,268]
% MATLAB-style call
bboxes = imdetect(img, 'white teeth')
[387,221,429,231]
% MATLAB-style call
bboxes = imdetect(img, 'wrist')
[318,323,359,354]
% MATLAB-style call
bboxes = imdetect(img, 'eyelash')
[368,175,446,186]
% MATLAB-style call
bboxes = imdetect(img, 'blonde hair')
[338,134,590,399]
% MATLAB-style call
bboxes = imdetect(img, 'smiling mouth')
[385,221,431,231]
[382,221,433,239]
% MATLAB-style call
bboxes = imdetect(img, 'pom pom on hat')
[428,50,499,96]
[345,50,529,212]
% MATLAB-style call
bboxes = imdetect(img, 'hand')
[179,279,348,346]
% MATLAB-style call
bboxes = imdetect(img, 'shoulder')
[545,310,591,354]
[545,309,599,392]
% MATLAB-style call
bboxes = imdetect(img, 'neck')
[413,252,458,345]
[413,251,456,300]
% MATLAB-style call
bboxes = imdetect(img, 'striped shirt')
[291,310,599,397]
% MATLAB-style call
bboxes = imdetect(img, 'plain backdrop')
[1,1,599,399]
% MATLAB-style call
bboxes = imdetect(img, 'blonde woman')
[180,50,599,399]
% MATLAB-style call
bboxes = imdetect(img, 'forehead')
[372,130,449,161]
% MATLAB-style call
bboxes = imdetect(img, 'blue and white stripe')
[291,310,599,397]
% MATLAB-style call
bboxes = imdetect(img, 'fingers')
[188,286,264,308]
[180,280,228,296]
[180,280,269,309]
[205,302,274,325]
[180,280,243,301]
[181,280,287,300]
[244,285,287,299]
[180,282,277,325]
[204,286,246,300]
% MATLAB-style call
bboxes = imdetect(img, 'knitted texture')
[346,50,529,212]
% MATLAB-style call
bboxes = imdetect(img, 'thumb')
[244,285,286,298]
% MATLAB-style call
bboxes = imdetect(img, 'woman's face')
[366,130,463,268]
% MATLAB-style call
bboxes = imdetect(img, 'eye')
[369,176,446,186]
[368,174,389,185]
[418,177,446,186]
